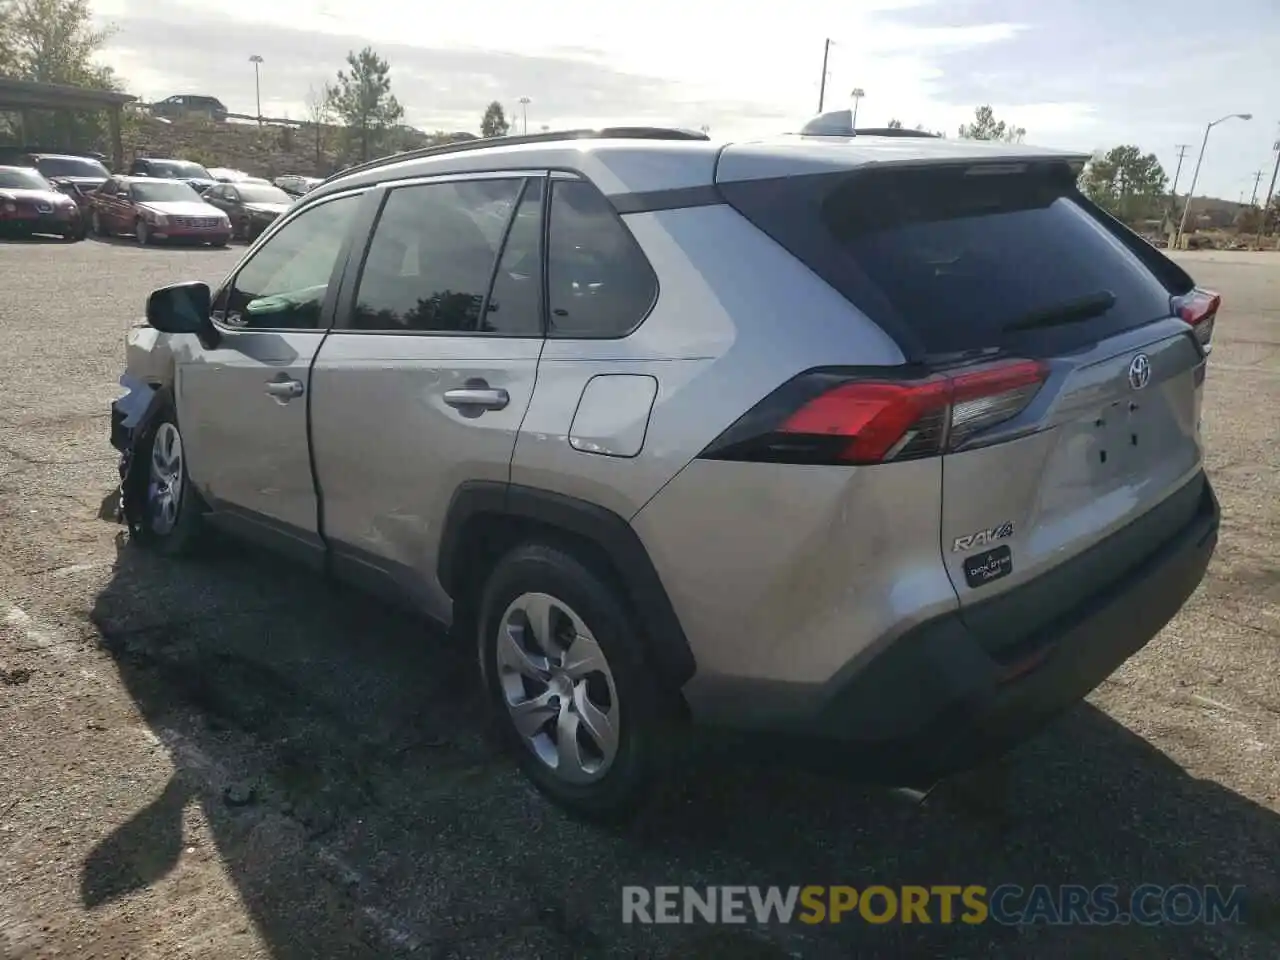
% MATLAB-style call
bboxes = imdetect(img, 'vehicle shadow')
[85,233,230,251]
[0,233,77,244]
[84,509,1280,959]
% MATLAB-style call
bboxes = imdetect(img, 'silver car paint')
[509,204,904,522]
[178,329,325,548]
[308,331,542,615]
[122,134,1209,735]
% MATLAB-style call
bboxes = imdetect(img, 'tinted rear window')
[722,164,1185,359]
[35,156,108,178]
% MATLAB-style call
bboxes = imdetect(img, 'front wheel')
[478,543,672,822]
[135,219,150,245]
[131,410,205,555]
[91,210,107,237]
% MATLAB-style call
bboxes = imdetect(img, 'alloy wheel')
[147,422,184,535]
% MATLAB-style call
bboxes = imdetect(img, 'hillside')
[112,115,470,178]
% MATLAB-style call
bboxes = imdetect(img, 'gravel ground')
[0,236,1277,959]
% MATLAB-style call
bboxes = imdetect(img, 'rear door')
[309,172,545,612]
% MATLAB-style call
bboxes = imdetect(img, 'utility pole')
[1170,144,1190,195]
[1166,144,1190,236]
[1256,131,1280,247]
[817,38,830,113]
[1249,168,1265,207]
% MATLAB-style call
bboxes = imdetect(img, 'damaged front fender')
[110,375,168,532]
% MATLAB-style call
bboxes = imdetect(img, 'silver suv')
[111,122,1222,820]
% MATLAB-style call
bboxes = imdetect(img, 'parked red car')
[87,176,231,246]
[0,165,85,240]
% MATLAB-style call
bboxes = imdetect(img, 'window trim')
[329,172,546,339]
[209,187,371,335]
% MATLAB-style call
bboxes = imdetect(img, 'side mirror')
[146,281,220,349]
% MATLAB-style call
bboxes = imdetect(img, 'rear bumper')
[698,475,1219,782]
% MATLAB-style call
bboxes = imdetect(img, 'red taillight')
[1173,287,1220,350]
[701,359,1049,466]
[778,378,950,463]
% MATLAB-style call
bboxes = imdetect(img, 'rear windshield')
[35,156,108,178]
[722,163,1188,359]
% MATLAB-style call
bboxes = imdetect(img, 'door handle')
[443,387,509,411]
[265,378,304,400]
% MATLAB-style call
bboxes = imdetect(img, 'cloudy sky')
[93,0,1278,201]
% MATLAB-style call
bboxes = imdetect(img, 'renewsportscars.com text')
[621,884,1245,926]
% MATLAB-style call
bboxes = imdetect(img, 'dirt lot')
[0,237,1277,959]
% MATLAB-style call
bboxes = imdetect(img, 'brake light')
[1172,288,1220,350]
[700,359,1049,466]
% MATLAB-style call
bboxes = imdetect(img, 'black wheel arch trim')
[438,481,696,688]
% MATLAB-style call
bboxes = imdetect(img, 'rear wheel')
[478,543,671,822]
[91,210,107,237]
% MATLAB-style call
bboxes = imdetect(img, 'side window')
[350,178,521,333]
[216,194,361,331]
[546,179,657,338]
[483,177,543,336]
[226,188,240,203]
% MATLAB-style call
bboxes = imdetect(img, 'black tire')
[135,219,150,246]
[477,542,673,822]
[91,210,107,237]
[130,406,205,556]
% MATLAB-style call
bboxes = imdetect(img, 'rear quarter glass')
[719,162,1193,361]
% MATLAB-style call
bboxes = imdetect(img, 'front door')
[309,173,546,613]
[177,189,366,561]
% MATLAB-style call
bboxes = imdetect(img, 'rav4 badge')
[952,521,1014,553]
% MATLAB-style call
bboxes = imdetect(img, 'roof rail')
[322,126,711,185]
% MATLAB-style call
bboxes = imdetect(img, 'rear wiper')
[1001,290,1116,333]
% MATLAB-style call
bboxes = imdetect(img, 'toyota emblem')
[1128,353,1151,391]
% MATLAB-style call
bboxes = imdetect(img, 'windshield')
[132,181,202,203]
[151,161,211,179]
[0,168,52,190]
[35,156,108,178]
[238,184,291,204]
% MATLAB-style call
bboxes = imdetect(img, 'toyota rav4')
[110,121,1221,820]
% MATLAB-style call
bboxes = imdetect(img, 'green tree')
[326,46,404,163]
[886,117,903,129]
[480,101,509,138]
[1078,145,1168,224]
[958,104,1025,143]
[0,0,120,148]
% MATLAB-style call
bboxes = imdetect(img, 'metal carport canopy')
[0,77,136,170]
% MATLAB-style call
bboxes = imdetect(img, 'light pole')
[518,97,530,135]
[249,55,264,125]
[817,38,831,112]
[850,88,865,129]
[1175,112,1252,247]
